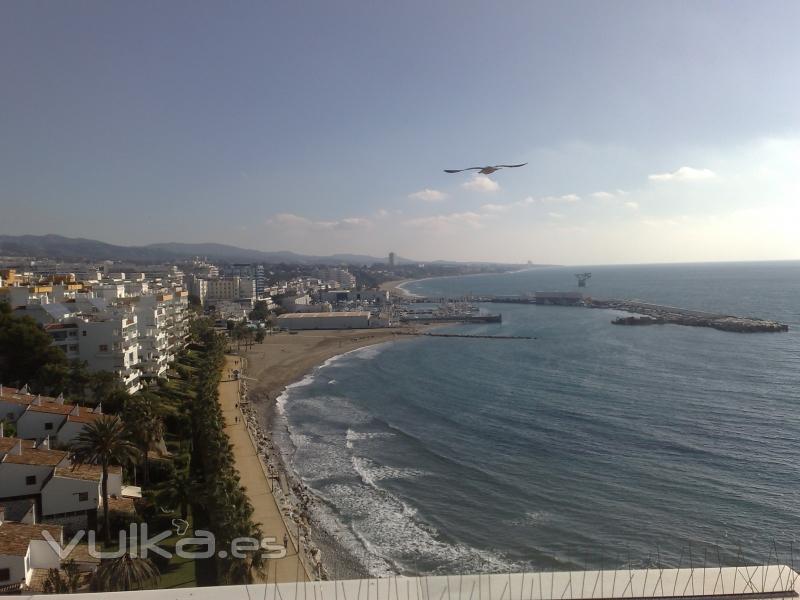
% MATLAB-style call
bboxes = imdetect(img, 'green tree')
[92,553,160,591]
[0,303,67,388]
[70,416,140,545]
[155,470,203,520]
[255,328,266,344]
[248,300,270,321]
[122,394,164,485]
[42,560,81,593]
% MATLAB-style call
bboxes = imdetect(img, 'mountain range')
[0,234,417,265]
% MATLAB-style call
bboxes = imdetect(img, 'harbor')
[392,291,789,333]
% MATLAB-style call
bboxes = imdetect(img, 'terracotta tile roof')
[107,495,135,515]
[65,412,102,424]
[25,404,73,415]
[66,543,100,565]
[53,464,103,482]
[2,447,68,467]
[0,437,36,453]
[0,522,63,556]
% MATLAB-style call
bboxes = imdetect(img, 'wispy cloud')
[548,212,565,219]
[591,191,615,200]
[480,203,510,213]
[479,194,577,214]
[649,166,717,181]
[408,188,448,202]
[624,201,639,210]
[462,175,500,193]
[540,194,580,204]
[266,213,372,231]
[405,211,488,231]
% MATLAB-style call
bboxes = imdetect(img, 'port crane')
[575,272,592,287]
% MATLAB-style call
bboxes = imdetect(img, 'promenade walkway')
[217,355,310,583]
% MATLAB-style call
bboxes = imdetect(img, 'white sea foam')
[351,456,429,486]
[345,428,396,449]
[275,371,318,414]
[508,510,552,527]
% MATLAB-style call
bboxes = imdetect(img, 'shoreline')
[239,328,427,579]
[379,278,415,297]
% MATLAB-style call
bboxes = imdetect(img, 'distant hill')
[0,234,415,265]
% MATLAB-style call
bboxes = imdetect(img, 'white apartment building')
[206,276,256,303]
[186,275,208,306]
[90,283,125,300]
[132,292,188,378]
[77,313,141,394]
[316,267,357,289]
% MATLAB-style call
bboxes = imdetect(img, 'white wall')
[54,420,86,447]
[41,476,100,517]
[28,539,61,570]
[0,400,27,423]
[0,553,26,587]
[15,411,66,441]
[0,463,53,496]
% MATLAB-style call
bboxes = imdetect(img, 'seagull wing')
[444,167,484,173]
[494,163,527,169]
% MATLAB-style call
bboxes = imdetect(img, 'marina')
[393,291,789,333]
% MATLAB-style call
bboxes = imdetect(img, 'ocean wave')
[345,428,396,449]
[318,480,517,576]
[351,455,429,486]
[275,373,317,415]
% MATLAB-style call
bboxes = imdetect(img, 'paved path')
[218,355,310,583]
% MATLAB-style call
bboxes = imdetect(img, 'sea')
[272,261,800,577]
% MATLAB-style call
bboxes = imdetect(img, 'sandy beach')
[379,279,414,297]
[232,328,421,580]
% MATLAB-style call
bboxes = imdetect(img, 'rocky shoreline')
[238,355,375,580]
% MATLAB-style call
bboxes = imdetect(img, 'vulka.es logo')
[42,524,288,560]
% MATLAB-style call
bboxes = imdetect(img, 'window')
[82,330,87,336]
[99,344,108,352]
[5,412,12,420]
[78,492,89,502]
[26,475,36,485]
[44,422,54,430]
[0,568,10,582]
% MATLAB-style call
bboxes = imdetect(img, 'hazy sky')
[1,1,798,264]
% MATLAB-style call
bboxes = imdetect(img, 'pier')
[590,298,789,333]
[393,292,789,333]
[396,331,533,340]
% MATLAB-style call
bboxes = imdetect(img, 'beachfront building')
[314,267,357,289]
[132,291,189,379]
[319,289,389,304]
[0,432,131,534]
[276,311,371,330]
[77,312,141,394]
[0,386,104,446]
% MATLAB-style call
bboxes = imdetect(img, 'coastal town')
[0,249,526,593]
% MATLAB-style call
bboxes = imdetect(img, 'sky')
[1,1,798,265]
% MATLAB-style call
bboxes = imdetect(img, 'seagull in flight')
[444,163,527,175]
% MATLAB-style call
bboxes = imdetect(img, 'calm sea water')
[275,262,800,576]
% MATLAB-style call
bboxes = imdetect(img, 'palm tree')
[91,553,160,591]
[155,470,203,520]
[71,415,139,545]
[122,395,164,484]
